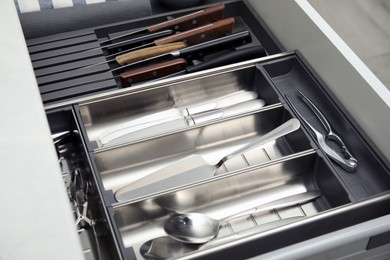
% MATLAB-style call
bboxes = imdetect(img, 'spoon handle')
[219,190,321,223]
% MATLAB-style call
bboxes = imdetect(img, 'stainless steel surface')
[97,90,260,147]
[298,91,357,168]
[141,217,303,259]
[94,106,311,201]
[163,191,321,244]
[114,118,300,202]
[285,94,357,172]
[113,151,350,259]
[78,57,284,146]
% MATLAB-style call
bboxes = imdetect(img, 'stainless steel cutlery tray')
[46,52,390,259]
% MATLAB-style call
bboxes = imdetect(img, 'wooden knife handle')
[115,42,188,65]
[154,17,235,46]
[120,58,187,87]
[148,3,225,33]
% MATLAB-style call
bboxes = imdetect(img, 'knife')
[97,90,259,146]
[120,45,266,86]
[115,118,301,202]
[111,30,252,71]
[83,17,235,69]
[112,17,235,56]
[99,3,225,45]
[119,58,188,85]
[99,99,265,146]
[89,30,175,53]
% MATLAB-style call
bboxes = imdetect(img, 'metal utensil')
[285,92,357,172]
[114,118,300,202]
[120,45,266,86]
[110,17,235,61]
[99,99,265,146]
[98,90,259,146]
[110,30,252,72]
[141,217,303,259]
[98,3,225,45]
[163,191,321,244]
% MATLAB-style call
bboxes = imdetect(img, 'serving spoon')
[164,190,321,244]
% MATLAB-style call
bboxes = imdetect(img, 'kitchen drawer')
[21,0,390,259]
[46,52,390,259]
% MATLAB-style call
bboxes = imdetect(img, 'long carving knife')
[120,45,266,86]
[99,3,225,45]
[111,30,252,71]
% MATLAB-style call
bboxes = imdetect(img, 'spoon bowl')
[163,191,321,244]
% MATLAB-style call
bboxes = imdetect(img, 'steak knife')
[99,3,225,44]
[120,45,266,86]
[111,30,252,70]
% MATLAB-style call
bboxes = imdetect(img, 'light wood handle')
[115,42,188,65]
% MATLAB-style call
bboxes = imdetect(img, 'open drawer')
[46,52,390,259]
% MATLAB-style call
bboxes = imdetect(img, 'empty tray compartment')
[78,64,280,149]
[46,107,121,260]
[92,106,312,205]
[112,151,350,259]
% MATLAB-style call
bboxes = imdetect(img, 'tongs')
[286,91,358,172]
[71,169,94,227]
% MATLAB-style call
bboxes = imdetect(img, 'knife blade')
[84,42,188,69]
[115,118,301,202]
[88,30,175,53]
[120,45,266,86]
[112,17,235,57]
[83,17,235,69]
[99,99,265,146]
[97,90,259,146]
[99,3,225,45]
[111,30,252,72]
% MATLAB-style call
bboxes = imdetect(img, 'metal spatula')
[115,118,300,202]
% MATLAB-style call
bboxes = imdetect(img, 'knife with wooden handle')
[120,45,266,86]
[115,42,188,65]
[84,17,235,69]
[117,17,235,54]
[120,58,188,86]
[99,3,225,44]
[112,30,252,70]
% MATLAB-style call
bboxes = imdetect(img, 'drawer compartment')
[79,63,280,149]
[113,152,350,259]
[93,106,311,204]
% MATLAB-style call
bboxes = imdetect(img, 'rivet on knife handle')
[149,3,225,33]
[116,42,188,66]
[120,58,188,87]
[155,17,235,46]
[99,3,225,44]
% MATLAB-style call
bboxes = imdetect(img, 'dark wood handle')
[120,58,188,87]
[154,17,235,46]
[115,42,188,65]
[148,3,225,33]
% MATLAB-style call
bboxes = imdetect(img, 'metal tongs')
[71,169,94,227]
[285,91,358,172]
